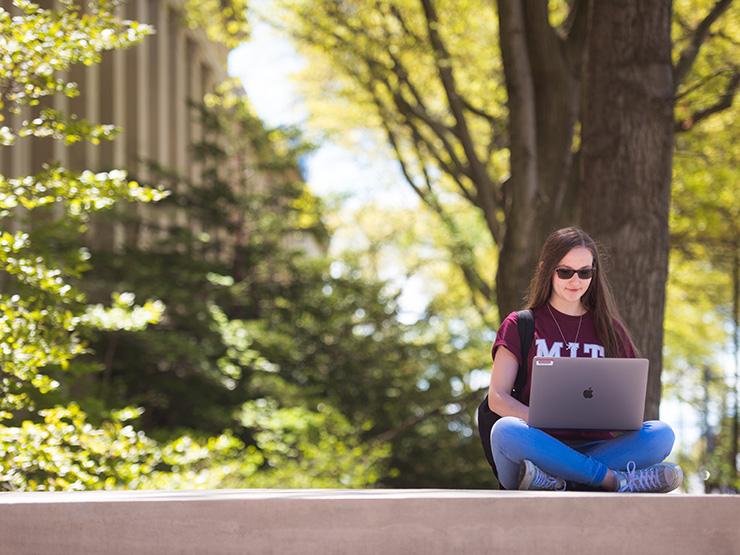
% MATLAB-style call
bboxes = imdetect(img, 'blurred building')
[2,0,230,171]
[1,0,324,264]
[1,0,231,254]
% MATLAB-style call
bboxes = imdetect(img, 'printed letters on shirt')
[535,339,605,358]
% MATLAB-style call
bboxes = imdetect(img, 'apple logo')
[583,387,594,399]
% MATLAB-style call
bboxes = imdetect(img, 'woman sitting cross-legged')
[486,226,683,493]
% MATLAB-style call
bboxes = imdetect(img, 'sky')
[227,16,417,208]
[227,8,710,491]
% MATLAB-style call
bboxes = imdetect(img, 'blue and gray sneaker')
[615,461,683,493]
[518,459,567,491]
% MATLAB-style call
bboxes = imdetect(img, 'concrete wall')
[0,489,738,554]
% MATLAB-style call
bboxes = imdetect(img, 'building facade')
[1,0,231,253]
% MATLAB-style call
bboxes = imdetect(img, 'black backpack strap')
[512,309,534,396]
[477,308,535,482]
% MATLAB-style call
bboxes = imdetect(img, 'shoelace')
[621,461,663,492]
[533,467,562,490]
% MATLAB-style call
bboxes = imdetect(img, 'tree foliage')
[0,0,161,412]
[271,0,736,310]
[69,75,501,488]
[664,17,739,488]
[183,0,250,48]
[0,0,175,489]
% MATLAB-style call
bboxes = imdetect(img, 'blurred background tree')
[0,0,170,489]
[0,0,390,490]
[67,79,494,487]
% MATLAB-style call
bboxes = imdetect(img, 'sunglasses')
[554,267,595,280]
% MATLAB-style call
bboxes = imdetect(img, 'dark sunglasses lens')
[555,268,594,279]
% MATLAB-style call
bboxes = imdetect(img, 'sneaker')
[615,461,683,493]
[518,459,567,491]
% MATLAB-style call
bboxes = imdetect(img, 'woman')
[487,227,682,492]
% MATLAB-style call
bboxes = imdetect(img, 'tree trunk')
[495,0,542,317]
[495,0,582,318]
[579,0,674,420]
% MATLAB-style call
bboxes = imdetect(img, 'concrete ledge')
[1,489,738,554]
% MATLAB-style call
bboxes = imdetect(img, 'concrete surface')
[0,489,738,554]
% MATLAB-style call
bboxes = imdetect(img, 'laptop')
[528,357,649,430]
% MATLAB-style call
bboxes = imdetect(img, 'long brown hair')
[525,227,638,357]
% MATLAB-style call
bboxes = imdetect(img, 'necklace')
[547,304,583,346]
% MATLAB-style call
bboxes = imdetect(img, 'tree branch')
[418,0,481,149]
[309,4,480,202]
[286,13,470,194]
[394,96,471,177]
[387,91,484,222]
[418,0,501,234]
[710,28,740,48]
[409,126,479,208]
[371,388,483,444]
[371,85,468,213]
[497,0,539,216]
[384,2,505,159]
[563,0,589,74]
[675,71,739,132]
[386,3,425,45]
[378,112,432,207]
[459,96,499,125]
[382,52,471,177]
[280,1,504,247]
[675,67,737,100]
[377,99,495,304]
[339,40,485,216]
[673,0,734,88]
[410,131,437,196]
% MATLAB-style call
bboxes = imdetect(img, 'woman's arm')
[487,346,530,421]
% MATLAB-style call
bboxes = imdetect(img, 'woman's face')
[550,246,594,305]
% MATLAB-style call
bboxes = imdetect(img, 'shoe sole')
[657,465,684,493]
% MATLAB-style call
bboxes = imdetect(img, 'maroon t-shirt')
[491,304,636,441]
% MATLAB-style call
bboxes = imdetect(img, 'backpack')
[477,309,534,483]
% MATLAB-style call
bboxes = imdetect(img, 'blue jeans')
[490,416,676,490]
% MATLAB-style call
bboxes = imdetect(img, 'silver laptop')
[528,357,648,430]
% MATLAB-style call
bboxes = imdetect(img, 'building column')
[119,0,150,249]
[173,23,187,177]
[130,0,155,249]
[53,68,69,168]
[85,64,100,171]
[97,45,115,172]
[112,1,126,171]
[138,0,172,250]
[169,19,188,235]
[157,0,172,169]
[134,0,151,180]
[189,45,202,183]
[112,1,127,251]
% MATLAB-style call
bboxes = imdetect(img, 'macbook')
[528,357,649,430]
